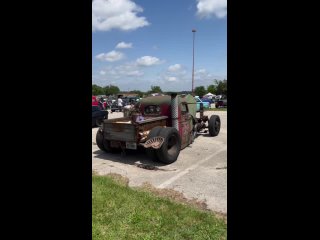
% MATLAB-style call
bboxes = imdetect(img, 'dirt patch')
[106,173,129,187]
[138,182,207,209]
[135,182,226,222]
[92,171,129,187]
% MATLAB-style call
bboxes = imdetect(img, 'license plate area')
[126,142,137,150]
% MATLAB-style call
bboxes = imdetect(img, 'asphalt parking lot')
[92,109,227,214]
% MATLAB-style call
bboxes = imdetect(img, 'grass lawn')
[206,108,227,111]
[92,175,227,240]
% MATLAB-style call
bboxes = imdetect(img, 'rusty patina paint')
[102,94,197,150]
[139,94,196,122]
[139,94,196,149]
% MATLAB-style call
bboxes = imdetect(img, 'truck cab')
[138,94,196,149]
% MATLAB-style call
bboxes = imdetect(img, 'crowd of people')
[97,96,139,112]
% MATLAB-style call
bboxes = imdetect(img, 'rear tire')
[96,129,105,151]
[102,139,115,153]
[96,129,116,153]
[209,115,221,136]
[156,127,181,164]
[146,126,163,161]
[95,118,103,127]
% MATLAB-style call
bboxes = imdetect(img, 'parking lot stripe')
[157,146,227,188]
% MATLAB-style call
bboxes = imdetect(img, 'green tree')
[207,84,217,95]
[104,85,120,96]
[194,86,206,97]
[150,85,162,93]
[215,79,227,96]
[92,84,105,96]
[131,90,144,98]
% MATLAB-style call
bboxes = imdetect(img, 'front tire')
[209,115,221,136]
[155,127,181,164]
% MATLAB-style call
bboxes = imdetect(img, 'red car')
[92,96,107,109]
[92,96,98,106]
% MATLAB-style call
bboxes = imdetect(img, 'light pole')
[192,29,196,95]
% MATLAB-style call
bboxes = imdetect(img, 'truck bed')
[103,116,168,142]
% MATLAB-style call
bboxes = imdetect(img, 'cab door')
[180,103,193,149]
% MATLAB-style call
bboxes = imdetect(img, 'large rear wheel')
[145,126,163,161]
[96,129,105,151]
[95,118,103,127]
[102,139,116,153]
[155,127,181,164]
[96,129,116,153]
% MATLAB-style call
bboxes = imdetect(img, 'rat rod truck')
[96,93,221,164]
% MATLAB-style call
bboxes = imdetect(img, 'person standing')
[98,97,104,110]
[117,97,123,112]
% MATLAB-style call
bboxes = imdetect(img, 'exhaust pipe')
[170,93,179,131]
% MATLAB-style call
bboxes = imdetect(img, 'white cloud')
[95,50,124,62]
[136,56,162,66]
[126,70,144,76]
[168,64,182,72]
[116,41,133,49]
[97,62,143,80]
[99,70,106,75]
[92,0,150,32]
[193,68,226,86]
[196,68,207,74]
[166,76,177,82]
[196,0,227,18]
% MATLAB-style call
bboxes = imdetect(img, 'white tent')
[204,92,216,98]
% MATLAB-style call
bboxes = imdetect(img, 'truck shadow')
[92,147,168,168]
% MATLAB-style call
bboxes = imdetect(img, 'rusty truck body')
[96,93,220,164]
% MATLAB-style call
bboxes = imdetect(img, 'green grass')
[205,108,227,111]
[92,175,227,240]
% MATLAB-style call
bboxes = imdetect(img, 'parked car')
[201,97,214,104]
[92,106,108,127]
[195,96,211,112]
[93,96,108,109]
[110,101,122,112]
[215,98,227,108]
[92,96,98,106]
[123,96,139,104]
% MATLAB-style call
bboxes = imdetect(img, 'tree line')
[194,79,227,97]
[92,79,227,98]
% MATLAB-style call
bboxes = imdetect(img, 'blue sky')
[92,0,227,92]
